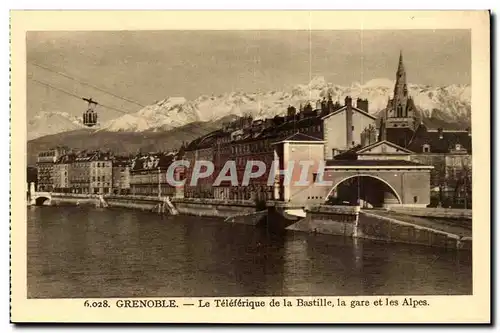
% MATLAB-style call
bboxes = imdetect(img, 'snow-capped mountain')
[28,77,471,139]
[28,111,85,140]
[101,76,471,132]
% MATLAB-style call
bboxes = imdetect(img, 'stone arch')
[34,196,50,206]
[324,174,402,205]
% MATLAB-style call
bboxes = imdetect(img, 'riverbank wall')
[284,205,471,250]
[171,198,257,218]
[49,194,261,221]
[387,206,472,221]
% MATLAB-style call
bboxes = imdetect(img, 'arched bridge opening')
[325,174,401,208]
[34,196,50,206]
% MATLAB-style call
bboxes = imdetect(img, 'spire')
[396,50,406,82]
[398,50,404,74]
[392,50,408,114]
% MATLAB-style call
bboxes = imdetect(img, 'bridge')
[27,182,52,206]
[287,159,434,208]
[29,191,52,206]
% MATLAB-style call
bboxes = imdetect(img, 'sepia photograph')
[10,10,490,323]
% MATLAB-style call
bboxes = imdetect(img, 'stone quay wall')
[285,205,471,250]
[388,206,472,220]
[171,198,257,218]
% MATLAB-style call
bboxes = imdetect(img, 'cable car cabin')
[82,97,99,127]
[83,109,98,127]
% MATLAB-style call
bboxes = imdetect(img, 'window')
[413,196,418,203]
[351,125,354,131]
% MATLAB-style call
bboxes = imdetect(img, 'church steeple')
[392,50,408,117]
[383,51,418,133]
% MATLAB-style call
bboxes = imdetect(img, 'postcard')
[10,10,490,323]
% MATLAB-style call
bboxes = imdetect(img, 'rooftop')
[325,159,433,168]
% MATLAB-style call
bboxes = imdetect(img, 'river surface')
[27,206,472,298]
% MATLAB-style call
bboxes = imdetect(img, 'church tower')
[384,51,419,130]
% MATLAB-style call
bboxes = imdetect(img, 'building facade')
[36,146,69,191]
[89,152,113,194]
[112,157,131,195]
[183,95,377,201]
[53,154,74,193]
[129,152,183,197]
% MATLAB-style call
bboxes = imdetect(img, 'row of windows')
[93,162,112,168]
[91,176,108,182]
[232,141,272,155]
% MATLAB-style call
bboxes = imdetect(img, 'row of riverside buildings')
[36,148,184,198]
[34,53,472,207]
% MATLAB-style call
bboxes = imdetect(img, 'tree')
[445,159,472,209]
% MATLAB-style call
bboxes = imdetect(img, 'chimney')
[438,128,444,139]
[356,98,369,113]
[345,96,353,148]
[315,100,321,110]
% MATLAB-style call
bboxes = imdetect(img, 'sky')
[26,30,471,122]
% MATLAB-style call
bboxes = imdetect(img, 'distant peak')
[308,76,327,88]
[363,78,394,88]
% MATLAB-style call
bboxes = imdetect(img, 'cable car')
[82,97,98,127]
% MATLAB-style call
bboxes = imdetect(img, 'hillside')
[27,116,238,166]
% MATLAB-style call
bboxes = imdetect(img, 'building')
[68,151,113,194]
[383,51,421,143]
[380,52,472,207]
[53,153,75,193]
[407,126,472,207]
[322,96,377,159]
[89,151,113,194]
[183,95,379,202]
[36,146,69,191]
[129,152,183,197]
[69,152,92,194]
[112,156,131,195]
[184,134,217,199]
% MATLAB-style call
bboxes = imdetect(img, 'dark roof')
[325,159,431,167]
[407,124,472,154]
[185,130,223,151]
[385,127,415,148]
[130,153,176,172]
[73,151,113,162]
[333,145,363,160]
[259,113,322,139]
[279,132,324,142]
[112,156,132,167]
[55,153,77,164]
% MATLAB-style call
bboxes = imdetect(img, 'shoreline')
[33,193,472,251]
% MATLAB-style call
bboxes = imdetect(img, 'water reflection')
[27,206,472,298]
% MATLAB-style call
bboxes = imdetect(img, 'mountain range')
[27,76,471,165]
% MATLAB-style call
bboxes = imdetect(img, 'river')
[27,206,472,298]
